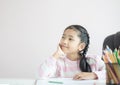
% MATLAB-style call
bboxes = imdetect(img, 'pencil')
[106,64,119,84]
[48,80,63,84]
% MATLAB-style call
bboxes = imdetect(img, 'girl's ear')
[78,42,86,51]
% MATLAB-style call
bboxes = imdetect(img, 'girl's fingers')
[58,46,65,55]
[73,74,81,80]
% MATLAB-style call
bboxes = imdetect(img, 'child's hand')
[53,45,66,59]
[73,72,98,80]
[58,45,65,57]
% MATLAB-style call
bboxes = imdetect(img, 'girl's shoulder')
[86,54,102,64]
[86,54,102,59]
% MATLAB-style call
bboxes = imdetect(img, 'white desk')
[35,78,106,85]
[0,78,35,85]
[0,78,106,85]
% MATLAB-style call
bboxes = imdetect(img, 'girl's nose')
[62,39,68,45]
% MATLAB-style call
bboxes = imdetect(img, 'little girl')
[38,25,106,80]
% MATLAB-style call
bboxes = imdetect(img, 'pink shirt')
[38,55,106,79]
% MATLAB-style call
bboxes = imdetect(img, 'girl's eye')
[62,36,65,39]
[69,38,74,41]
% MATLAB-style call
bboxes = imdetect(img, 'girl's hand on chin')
[53,45,66,59]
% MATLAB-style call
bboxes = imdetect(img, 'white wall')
[0,0,120,79]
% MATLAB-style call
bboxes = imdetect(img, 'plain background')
[0,0,120,79]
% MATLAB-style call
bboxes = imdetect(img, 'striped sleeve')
[86,55,106,79]
[93,57,106,79]
[38,56,58,78]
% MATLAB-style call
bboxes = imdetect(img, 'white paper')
[36,78,106,85]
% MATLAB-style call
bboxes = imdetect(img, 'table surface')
[0,78,106,85]
[0,78,35,85]
[35,78,106,85]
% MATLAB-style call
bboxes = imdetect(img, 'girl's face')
[59,29,85,55]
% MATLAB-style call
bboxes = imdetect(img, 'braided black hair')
[65,25,92,72]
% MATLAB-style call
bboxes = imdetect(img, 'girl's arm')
[38,56,58,78]
[73,72,98,80]
[73,55,106,80]
[92,58,106,80]
[88,55,106,80]
[38,45,65,78]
